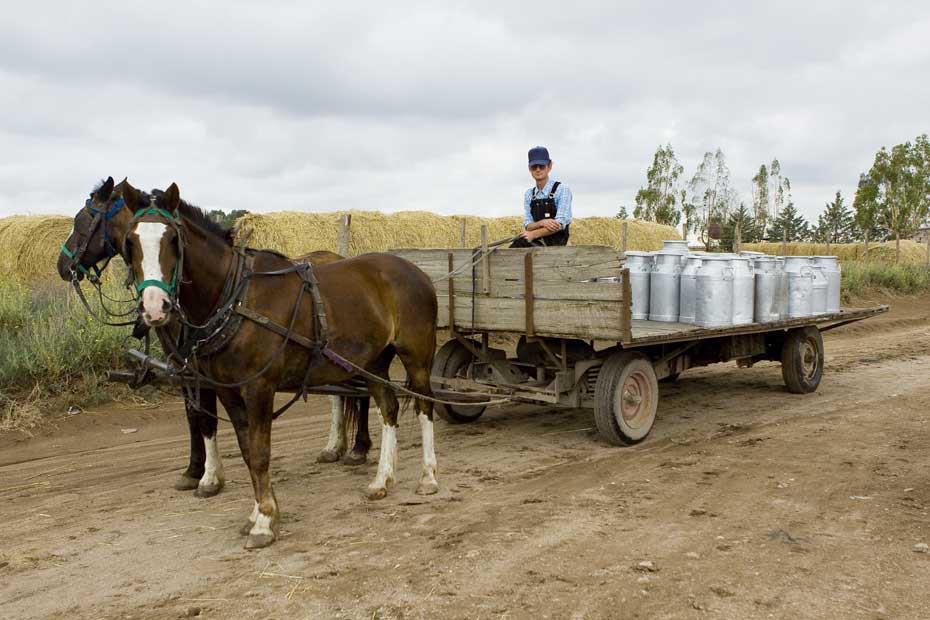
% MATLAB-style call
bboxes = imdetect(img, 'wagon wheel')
[432,339,487,424]
[594,352,659,445]
[781,326,824,394]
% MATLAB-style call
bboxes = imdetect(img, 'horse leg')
[243,383,279,549]
[365,352,400,500]
[174,398,206,490]
[399,358,439,496]
[216,388,257,537]
[317,396,347,463]
[194,389,225,498]
[343,396,371,465]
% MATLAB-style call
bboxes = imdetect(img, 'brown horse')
[116,181,439,549]
[57,179,373,499]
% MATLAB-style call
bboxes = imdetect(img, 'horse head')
[120,181,184,327]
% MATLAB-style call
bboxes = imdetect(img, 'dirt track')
[2,293,929,620]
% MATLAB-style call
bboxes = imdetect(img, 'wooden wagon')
[389,245,887,445]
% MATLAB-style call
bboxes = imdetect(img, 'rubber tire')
[781,326,824,394]
[594,352,659,446]
[433,339,487,424]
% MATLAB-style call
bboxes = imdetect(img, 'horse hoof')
[366,486,388,500]
[245,533,276,550]
[239,521,254,536]
[416,480,440,496]
[194,482,223,498]
[174,475,200,491]
[342,451,367,466]
[316,449,343,463]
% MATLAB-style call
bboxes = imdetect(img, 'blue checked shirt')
[523,179,573,230]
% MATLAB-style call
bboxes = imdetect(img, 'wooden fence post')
[480,224,490,295]
[337,213,352,256]
[459,218,467,249]
[621,221,628,257]
[926,232,929,268]
[735,222,742,253]
[781,229,787,257]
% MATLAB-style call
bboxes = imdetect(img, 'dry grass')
[236,211,679,256]
[742,240,929,264]
[0,215,73,282]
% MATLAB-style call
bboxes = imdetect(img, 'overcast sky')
[2,1,928,223]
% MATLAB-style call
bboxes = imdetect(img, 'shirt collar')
[533,178,556,196]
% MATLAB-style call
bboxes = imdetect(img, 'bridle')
[60,196,125,282]
[124,197,185,308]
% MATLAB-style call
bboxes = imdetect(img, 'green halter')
[129,206,181,297]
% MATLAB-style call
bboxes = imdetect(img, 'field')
[1,292,929,619]
[742,239,930,264]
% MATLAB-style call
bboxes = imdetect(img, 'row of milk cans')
[625,240,842,327]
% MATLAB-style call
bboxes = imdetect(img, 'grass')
[841,261,930,300]
[0,278,152,431]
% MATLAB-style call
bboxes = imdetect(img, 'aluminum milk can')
[810,265,829,315]
[694,255,734,328]
[625,251,654,320]
[784,256,814,318]
[678,255,703,324]
[812,256,841,312]
[649,251,683,322]
[753,257,787,322]
[730,256,755,325]
[739,251,766,259]
[661,240,690,258]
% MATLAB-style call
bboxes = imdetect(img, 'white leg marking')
[249,498,277,537]
[323,396,347,455]
[248,501,260,525]
[136,222,171,323]
[198,434,225,489]
[370,424,397,491]
[418,413,439,491]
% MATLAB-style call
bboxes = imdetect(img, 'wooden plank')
[435,296,628,341]
[337,213,352,256]
[447,252,455,331]
[620,267,632,342]
[524,252,535,336]
[480,225,490,294]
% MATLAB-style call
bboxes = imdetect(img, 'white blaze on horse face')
[199,434,225,490]
[136,222,171,324]
[371,424,398,491]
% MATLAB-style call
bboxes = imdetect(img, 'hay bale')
[237,211,679,256]
[742,240,928,264]
[0,215,74,282]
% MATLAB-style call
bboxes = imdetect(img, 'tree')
[616,205,629,219]
[633,144,684,226]
[813,190,856,245]
[751,164,770,236]
[719,203,761,251]
[688,149,736,250]
[768,202,809,243]
[207,208,250,228]
[863,137,929,262]
[853,172,885,255]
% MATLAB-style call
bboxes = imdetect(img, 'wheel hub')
[800,338,818,380]
[619,370,650,426]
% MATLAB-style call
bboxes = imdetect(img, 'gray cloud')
[1,1,928,223]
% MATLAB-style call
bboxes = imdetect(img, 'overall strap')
[549,181,561,198]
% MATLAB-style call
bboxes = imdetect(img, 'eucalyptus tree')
[633,144,684,226]
[688,149,735,250]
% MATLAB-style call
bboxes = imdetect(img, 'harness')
[126,201,183,299]
[60,197,125,281]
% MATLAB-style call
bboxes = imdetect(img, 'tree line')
[625,135,930,262]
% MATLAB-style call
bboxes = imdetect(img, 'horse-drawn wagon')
[382,244,886,445]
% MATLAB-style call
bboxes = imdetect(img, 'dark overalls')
[510,181,570,248]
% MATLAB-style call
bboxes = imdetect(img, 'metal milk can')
[812,256,841,312]
[784,256,814,318]
[624,251,654,320]
[810,264,829,315]
[731,256,755,325]
[661,240,690,258]
[753,257,787,322]
[694,255,734,328]
[678,254,703,324]
[649,251,683,322]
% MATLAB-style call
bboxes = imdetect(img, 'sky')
[2,1,928,223]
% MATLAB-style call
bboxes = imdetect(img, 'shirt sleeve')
[523,189,533,228]
[555,185,573,229]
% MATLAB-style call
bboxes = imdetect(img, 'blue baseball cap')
[528,146,551,167]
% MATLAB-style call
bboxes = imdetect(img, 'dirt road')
[2,293,929,619]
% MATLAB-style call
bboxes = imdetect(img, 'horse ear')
[96,177,115,201]
[121,180,143,209]
[164,183,181,215]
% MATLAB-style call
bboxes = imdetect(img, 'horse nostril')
[161,299,171,313]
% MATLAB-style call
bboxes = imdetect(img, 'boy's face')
[529,162,552,182]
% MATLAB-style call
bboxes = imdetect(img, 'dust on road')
[1,292,929,619]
